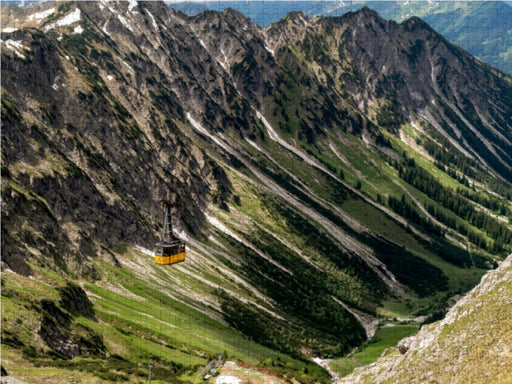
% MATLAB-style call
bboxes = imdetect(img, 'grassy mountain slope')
[1,1,512,382]
[337,254,512,384]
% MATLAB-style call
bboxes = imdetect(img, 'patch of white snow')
[2,39,26,59]
[102,21,110,36]
[58,8,81,26]
[44,8,81,31]
[128,0,138,12]
[122,60,134,72]
[2,27,18,33]
[218,48,229,69]
[73,25,83,34]
[117,14,134,32]
[27,7,55,23]
[3,39,23,50]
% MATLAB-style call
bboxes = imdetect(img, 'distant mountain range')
[167,0,512,74]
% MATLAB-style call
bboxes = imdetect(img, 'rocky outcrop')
[338,254,512,384]
[38,286,104,359]
[58,282,95,318]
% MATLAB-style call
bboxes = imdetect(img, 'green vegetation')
[1,245,331,384]
[331,323,419,377]
[395,158,512,254]
[217,227,366,357]
[258,357,331,384]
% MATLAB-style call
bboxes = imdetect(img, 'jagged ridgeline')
[1,0,511,382]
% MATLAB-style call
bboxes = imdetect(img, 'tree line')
[393,158,511,254]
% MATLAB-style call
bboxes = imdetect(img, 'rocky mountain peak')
[401,15,435,33]
[283,10,310,24]
[349,5,381,20]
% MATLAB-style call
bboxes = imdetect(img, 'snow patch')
[102,21,110,36]
[27,7,55,23]
[122,60,134,72]
[73,25,83,34]
[218,48,229,69]
[117,14,134,32]
[3,39,23,50]
[106,75,113,81]
[2,27,18,33]
[128,0,138,12]
[57,8,81,26]
[44,8,81,31]
[2,39,27,59]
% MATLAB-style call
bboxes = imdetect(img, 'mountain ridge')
[165,0,512,74]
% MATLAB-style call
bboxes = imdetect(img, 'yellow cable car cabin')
[155,239,185,265]
[155,200,185,265]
